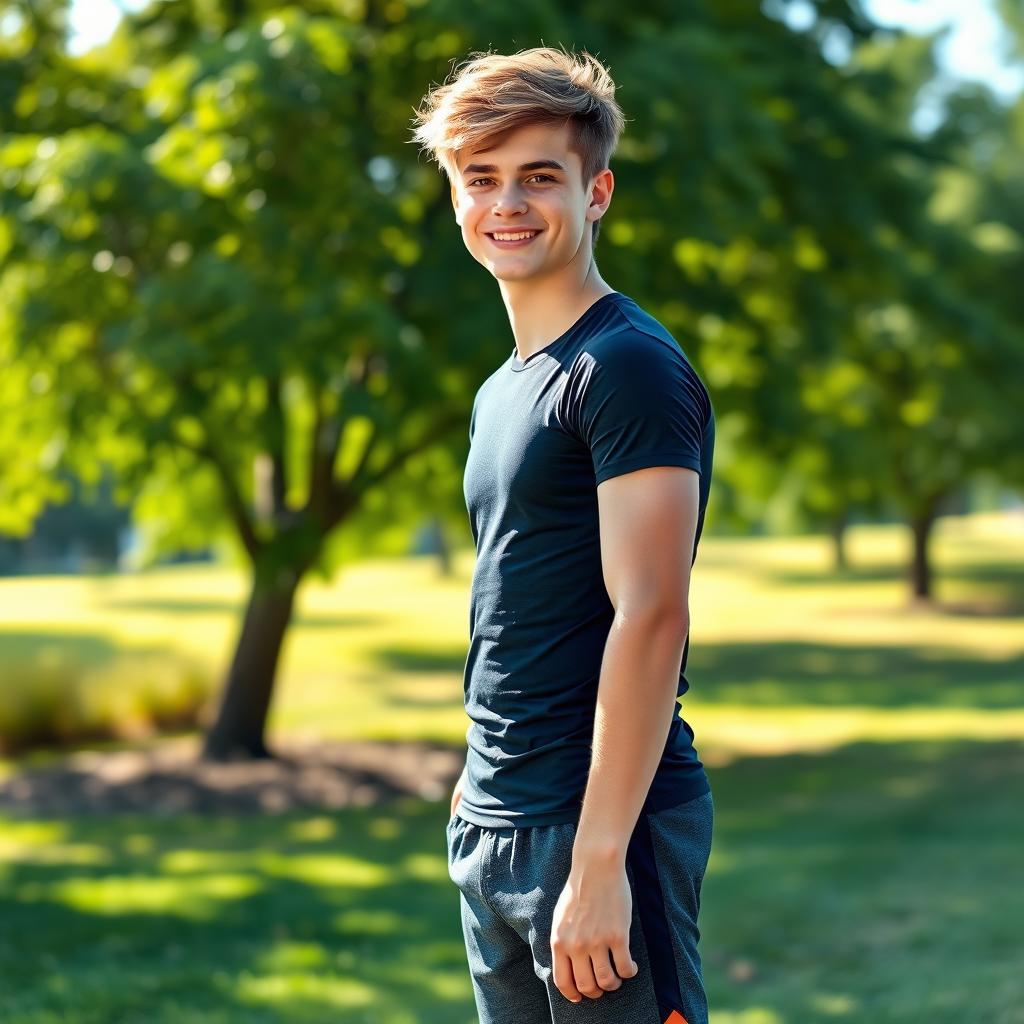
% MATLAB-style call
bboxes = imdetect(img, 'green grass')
[1,510,1022,1022]
[0,740,1019,1023]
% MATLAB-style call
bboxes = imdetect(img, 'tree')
[2,3,479,758]
[3,0,1016,758]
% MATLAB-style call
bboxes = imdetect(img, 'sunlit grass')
[1,510,1021,760]
[0,800,468,1023]
[0,511,1021,1021]
[1,738,1020,1022]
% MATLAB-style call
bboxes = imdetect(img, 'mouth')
[486,229,544,249]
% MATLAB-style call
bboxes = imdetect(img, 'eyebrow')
[461,159,567,176]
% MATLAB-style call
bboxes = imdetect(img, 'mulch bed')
[0,737,464,816]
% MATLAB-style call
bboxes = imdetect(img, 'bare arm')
[573,464,699,862]
[550,464,699,1003]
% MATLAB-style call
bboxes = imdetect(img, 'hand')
[550,859,638,1002]
[450,767,466,818]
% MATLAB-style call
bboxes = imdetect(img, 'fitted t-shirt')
[457,290,714,828]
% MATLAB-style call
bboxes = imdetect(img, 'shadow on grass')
[2,738,1021,1023]
[96,598,384,631]
[369,647,467,675]
[685,640,1024,709]
[364,637,1023,712]
[0,796,469,1024]
[764,559,1024,604]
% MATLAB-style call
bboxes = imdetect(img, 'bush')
[0,653,214,755]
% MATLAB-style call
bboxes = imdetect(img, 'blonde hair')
[410,45,626,247]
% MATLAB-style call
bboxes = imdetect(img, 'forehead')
[456,121,579,174]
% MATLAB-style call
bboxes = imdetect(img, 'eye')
[467,174,557,187]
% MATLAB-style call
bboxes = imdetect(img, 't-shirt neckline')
[508,291,623,372]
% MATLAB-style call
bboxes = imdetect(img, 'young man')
[411,46,715,1024]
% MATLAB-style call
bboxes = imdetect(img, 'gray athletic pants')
[445,789,714,1024]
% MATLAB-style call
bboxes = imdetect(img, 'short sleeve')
[565,331,708,485]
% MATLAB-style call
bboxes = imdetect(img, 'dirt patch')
[0,736,464,816]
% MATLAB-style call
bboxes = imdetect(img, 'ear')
[451,182,462,227]
[586,167,614,226]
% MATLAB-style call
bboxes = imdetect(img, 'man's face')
[450,121,608,282]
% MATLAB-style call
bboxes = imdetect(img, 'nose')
[492,183,528,215]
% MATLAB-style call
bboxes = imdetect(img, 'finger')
[552,948,583,1003]
[571,953,603,999]
[591,950,622,992]
[611,941,639,978]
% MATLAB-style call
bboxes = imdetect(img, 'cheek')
[462,203,485,233]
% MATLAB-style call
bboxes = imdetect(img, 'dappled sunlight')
[710,1008,785,1024]
[0,820,67,851]
[16,872,263,917]
[0,738,1018,1021]
[694,703,1024,765]
[122,832,155,855]
[0,803,478,1017]
[1,842,111,867]
[286,816,337,842]
[259,852,390,888]
[159,848,255,874]
[697,739,1023,1020]
[332,907,407,936]
[253,940,331,972]
[235,971,378,1010]
[367,816,402,840]
[382,960,478,1001]
[401,851,449,882]
[1,513,1020,1020]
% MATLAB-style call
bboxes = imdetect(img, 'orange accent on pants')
[664,1012,689,1024]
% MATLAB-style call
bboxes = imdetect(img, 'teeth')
[492,231,538,241]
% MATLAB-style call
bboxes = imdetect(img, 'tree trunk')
[830,508,849,572]
[908,500,938,603]
[202,566,301,761]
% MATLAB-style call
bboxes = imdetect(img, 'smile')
[487,230,543,248]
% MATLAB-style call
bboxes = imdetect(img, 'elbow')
[615,597,689,639]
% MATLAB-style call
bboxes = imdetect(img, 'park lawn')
[1,509,1022,1021]
[0,510,1022,759]
[0,737,1021,1023]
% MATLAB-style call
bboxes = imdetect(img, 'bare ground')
[0,736,464,816]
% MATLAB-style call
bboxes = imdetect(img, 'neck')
[501,253,615,363]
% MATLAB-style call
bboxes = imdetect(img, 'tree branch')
[87,329,263,559]
[356,410,464,494]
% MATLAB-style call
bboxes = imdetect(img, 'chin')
[489,265,541,282]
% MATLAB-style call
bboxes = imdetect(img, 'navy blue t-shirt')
[457,290,713,828]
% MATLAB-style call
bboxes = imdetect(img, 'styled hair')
[410,45,626,247]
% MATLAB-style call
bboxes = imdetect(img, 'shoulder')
[570,303,711,420]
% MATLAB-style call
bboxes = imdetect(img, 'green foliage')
[0,650,211,754]
[2,0,1019,560]
[2,1,477,569]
